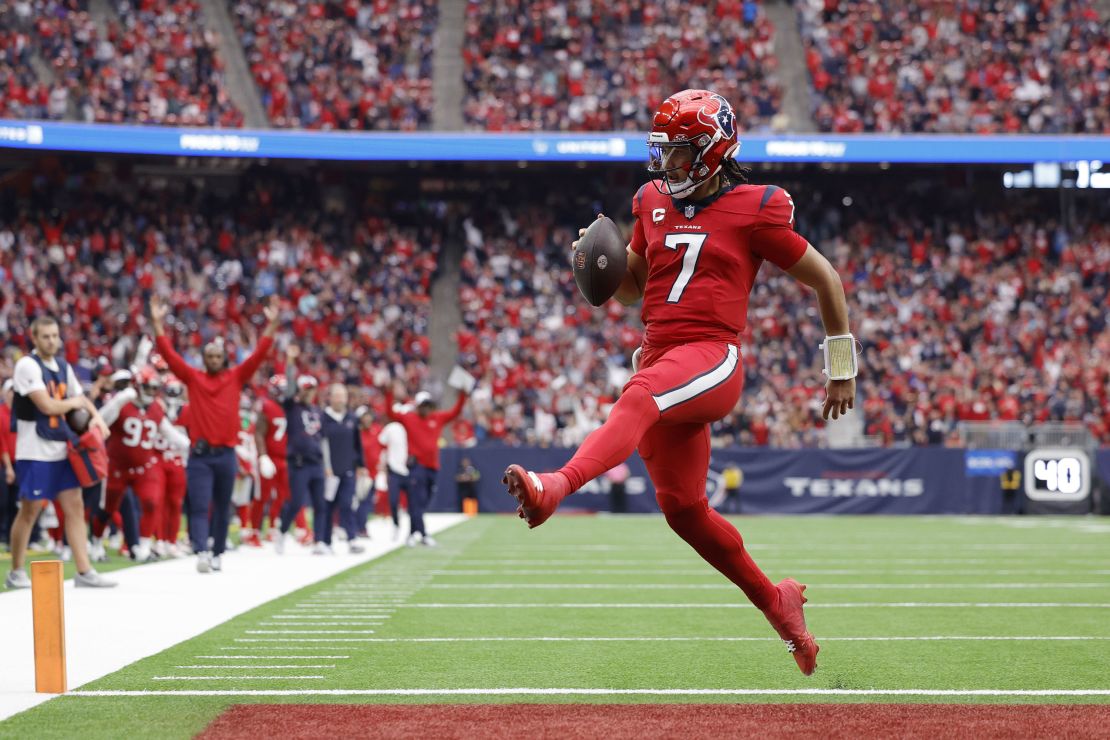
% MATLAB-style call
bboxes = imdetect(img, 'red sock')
[557,385,658,496]
[295,509,308,530]
[251,498,266,530]
[664,500,777,611]
[237,506,251,530]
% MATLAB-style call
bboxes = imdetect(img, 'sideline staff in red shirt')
[151,295,278,574]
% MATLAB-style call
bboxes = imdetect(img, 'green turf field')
[3,515,1109,738]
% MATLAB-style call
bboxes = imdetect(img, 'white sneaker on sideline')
[406,532,421,547]
[348,541,366,554]
[211,556,222,572]
[275,535,286,555]
[392,524,401,542]
[5,570,30,589]
[75,569,117,588]
[421,535,438,547]
[312,542,333,556]
[197,552,212,574]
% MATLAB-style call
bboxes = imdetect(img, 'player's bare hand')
[90,412,111,439]
[262,298,280,327]
[4,466,14,485]
[149,295,169,329]
[822,378,855,420]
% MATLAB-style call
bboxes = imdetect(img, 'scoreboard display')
[1024,448,1091,504]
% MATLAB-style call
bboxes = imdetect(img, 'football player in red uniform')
[157,377,190,556]
[94,367,184,561]
[503,90,857,677]
[254,374,308,542]
[234,396,261,547]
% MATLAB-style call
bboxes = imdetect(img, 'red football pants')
[96,463,165,540]
[558,341,777,611]
[162,461,187,542]
[253,461,296,530]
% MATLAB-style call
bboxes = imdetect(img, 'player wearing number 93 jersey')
[503,89,859,678]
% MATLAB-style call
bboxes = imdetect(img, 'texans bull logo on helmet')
[698,94,736,140]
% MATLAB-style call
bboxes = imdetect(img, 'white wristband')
[820,334,859,380]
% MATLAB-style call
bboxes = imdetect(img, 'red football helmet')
[647,89,741,198]
[135,366,162,405]
[267,374,287,397]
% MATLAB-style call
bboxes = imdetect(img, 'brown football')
[66,407,91,434]
[572,216,627,307]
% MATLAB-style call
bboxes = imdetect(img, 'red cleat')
[502,465,565,529]
[242,531,263,548]
[297,531,314,547]
[764,578,820,676]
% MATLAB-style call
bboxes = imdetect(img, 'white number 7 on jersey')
[663,233,707,303]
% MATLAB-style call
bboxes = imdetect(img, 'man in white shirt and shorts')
[5,316,116,589]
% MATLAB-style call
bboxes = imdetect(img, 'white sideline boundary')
[0,513,466,722]
[340,602,1110,609]
[65,688,1110,698]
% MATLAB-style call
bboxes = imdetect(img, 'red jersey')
[629,183,808,349]
[384,390,467,471]
[360,422,383,472]
[155,334,273,448]
[0,403,14,462]
[258,396,288,460]
[108,401,166,470]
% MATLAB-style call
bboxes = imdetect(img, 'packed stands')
[3,0,242,126]
[0,169,443,397]
[454,176,1109,447]
[796,0,1110,134]
[462,0,783,132]
[1,167,1106,447]
[232,0,437,130]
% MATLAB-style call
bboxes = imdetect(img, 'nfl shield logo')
[685,205,696,219]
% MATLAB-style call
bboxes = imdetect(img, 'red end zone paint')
[199,703,1110,739]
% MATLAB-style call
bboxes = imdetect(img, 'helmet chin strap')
[664,176,698,198]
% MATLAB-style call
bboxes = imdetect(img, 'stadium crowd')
[796,0,1110,134]
[232,0,437,130]
[1,0,242,126]
[2,169,1107,455]
[462,0,783,131]
[452,179,1110,449]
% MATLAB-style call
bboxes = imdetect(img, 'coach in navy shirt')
[321,383,367,553]
[276,344,325,553]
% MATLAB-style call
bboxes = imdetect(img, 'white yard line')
[0,513,467,722]
[151,676,325,681]
[232,638,385,643]
[244,630,377,634]
[175,665,337,669]
[258,621,388,630]
[425,569,1110,576]
[418,583,1110,590]
[66,688,1110,697]
[370,602,1110,609]
[195,655,351,659]
[278,635,1110,643]
[271,614,393,618]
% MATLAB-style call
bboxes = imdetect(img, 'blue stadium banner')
[432,446,1000,516]
[2,119,1109,164]
[964,449,1018,476]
